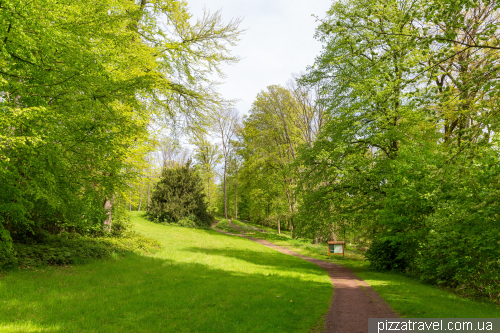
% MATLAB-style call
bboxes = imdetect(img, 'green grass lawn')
[339,260,500,318]
[213,219,242,234]
[0,213,332,333]
[236,221,500,318]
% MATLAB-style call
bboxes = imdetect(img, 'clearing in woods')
[0,213,332,333]
[215,219,397,333]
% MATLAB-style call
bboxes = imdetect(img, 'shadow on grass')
[182,246,328,278]
[0,250,332,333]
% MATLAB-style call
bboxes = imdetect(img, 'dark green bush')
[365,239,409,272]
[0,233,17,270]
[414,220,500,302]
[147,162,213,228]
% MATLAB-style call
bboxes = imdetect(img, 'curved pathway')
[215,221,398,333]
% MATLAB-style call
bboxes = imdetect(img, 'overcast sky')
[186,0,332,116]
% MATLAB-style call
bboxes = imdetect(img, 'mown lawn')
[235,220,500,318]
[0,213,332,333]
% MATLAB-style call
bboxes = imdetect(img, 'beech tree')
[237,83,324,235]
[295,0,500,301]
[0,0,242,260]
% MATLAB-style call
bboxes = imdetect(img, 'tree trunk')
[234,168,237,220]
[224,158,227,219]
[103,197,113,232]
[278,219,280,235]
[129,190,132,211]
[208,177,211,214]
[147,182,150,211]
[138,183,142,211]
[285,189,294,238]
[331,223,337,241]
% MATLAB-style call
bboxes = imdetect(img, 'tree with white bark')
[211,108,240,219]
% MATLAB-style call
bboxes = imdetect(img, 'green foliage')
[148,162,213,227]
[234,83,324,233]
[1,231,160,271]
[236,218,500,317]
[171,214,211,229]
[87,205,133,238]
[12,233,111,269]
[0,0,241,259]
[0,227,17,270]
[364,240,409,272]
[191,136,222,213]
[110,206,133,237]
[286,0,500,303]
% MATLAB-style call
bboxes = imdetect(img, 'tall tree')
[192,136,222,213]
[211,108,240,219]
[295,0,500,301]
[238,83,325,234]
[0,0,242,259]
[227,151,242,219]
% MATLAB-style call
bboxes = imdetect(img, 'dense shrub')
[1,230,161,270]
[0,230,17,270]
[148,162,213,228]
[110,206,133,236]
[365,239,410,272]
[414,213,500,302]
[360,149,500,303]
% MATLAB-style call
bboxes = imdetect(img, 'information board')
[330,244,343,254]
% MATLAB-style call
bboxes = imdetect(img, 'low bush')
[0,233,17,270]
[414,224,500,303]
[1,230,161,271]
[365,239,409,272]
[170,214,210,229]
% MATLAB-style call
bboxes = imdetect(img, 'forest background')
[1,0,499,304]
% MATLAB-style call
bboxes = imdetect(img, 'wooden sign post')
[328,241,345,259]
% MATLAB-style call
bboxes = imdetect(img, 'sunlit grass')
[0,213,332,332]
[236,220,500,318]
[338,260,500,318]
[213,219,241,234]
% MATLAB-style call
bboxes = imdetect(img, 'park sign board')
[328,241,345,259]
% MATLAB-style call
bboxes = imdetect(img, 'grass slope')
[0,213,332,333]
[235,220,500,318]
[213,219,241,234]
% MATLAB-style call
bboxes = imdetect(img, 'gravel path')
[214,221,398,332]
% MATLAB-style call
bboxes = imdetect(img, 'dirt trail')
[228,219,246,234]
[214,224,398,333]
